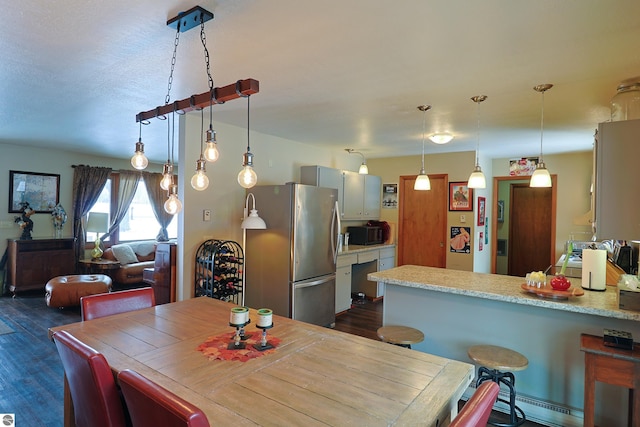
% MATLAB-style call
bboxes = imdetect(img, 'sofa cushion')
[111,244,139,265]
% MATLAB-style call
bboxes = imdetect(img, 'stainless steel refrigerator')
[245,183,340,327]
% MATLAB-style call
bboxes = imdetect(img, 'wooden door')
[507,184,553,276]
[398,174,447,267]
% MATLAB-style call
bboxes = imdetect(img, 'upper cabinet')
[595,118,640,240]
[300,166,381,221]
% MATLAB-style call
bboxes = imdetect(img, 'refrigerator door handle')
[293,275,336,289]
[331,200,341,264]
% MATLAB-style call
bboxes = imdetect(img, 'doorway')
[398,174,447,267]
[492,176,556,275]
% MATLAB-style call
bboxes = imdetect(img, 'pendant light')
[530,84,553,188]
[163,111,182,215]
[130,121,149,170]
[190,108,210,191]
[467,95,487,189]
[160,116,173,191]
[237,93,258,189]
[414,105,432,191]
[344,149,369,174]
[203,91,220,162]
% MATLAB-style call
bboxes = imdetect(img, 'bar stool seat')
[468,345,528,427]
[377,325,424,349]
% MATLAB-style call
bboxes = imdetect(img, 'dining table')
[49,297,474,427]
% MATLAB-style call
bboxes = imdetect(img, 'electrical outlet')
[203,209,211,221]
[460,215,466,223]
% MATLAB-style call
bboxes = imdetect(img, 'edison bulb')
[237,165,258,189]
[130,151,148,170]
[204,141,219,162]
[164,193,182,215]
[160,174,172,191]
[191,170,209,191]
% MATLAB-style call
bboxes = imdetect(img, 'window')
[86,175,177,245]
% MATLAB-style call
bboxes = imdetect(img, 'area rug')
[0,319,14,336]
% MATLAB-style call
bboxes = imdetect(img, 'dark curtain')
[104,170,140,241]
[72,165,112,263]
[142,172,174,242]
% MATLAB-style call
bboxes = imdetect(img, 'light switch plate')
[203,209,211,221]
[460,215,466,223]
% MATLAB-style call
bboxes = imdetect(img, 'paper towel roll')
[581,249,607,291]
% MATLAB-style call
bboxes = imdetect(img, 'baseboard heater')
[463,383,584,427]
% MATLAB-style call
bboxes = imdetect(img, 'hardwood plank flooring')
[1,292,544,426]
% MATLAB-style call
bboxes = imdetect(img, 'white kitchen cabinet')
[300,166,343,215]
[376,247,396,297]
[336,253,357,313]
[595,119,640,240]
[342,171,381,220]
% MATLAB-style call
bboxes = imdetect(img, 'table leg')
[63,373,76,427]
[584,353,595,427]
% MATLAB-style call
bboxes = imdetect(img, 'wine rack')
[194,239,244,304]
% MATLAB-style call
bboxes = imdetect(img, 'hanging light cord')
[200,108,205,155]
[475,101,481,166]
[539,89,545,161]
[246,95,251,153]
[421,109,426,171]
[200,18,214,92]
[164,25,181,106]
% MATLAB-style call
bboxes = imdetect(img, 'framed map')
[9,170,60,213]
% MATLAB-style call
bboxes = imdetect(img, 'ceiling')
[2,1,640,164]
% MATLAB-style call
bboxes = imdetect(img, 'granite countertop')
[338,243,395,255]
[369,265,640,322]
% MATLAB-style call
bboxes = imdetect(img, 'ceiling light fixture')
[414,105,432,191]
[428,132,454,145]
[344,149,369,174]
[237,90,258,189]
[467,95,487,189]
[530,84,553,188]
[132,5,259,170]
[190,108,210,191]
[164,111,182,215]
[130,121,149,170]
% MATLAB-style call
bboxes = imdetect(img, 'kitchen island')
[369,265,640,427]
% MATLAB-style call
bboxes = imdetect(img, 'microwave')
[347,226,383,246]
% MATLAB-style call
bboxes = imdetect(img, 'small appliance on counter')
[347,226,383,246]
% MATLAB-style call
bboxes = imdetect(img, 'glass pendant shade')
[467,166,486,189]
[530,163,552,187]
[358,163,369,175]
[414,169,431,190]
[203,129,219,162]
[130,140,148,170]
[190,158,209,191]
[164,184,183,215]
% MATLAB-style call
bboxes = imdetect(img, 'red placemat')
[197,331,281,362]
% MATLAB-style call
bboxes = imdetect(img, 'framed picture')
[497,200,505,222]
[9,170,60,213]
[449,182,473,211]
[477,197,486,226]
[382,183,398,209]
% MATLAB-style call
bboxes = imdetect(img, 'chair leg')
[475,367,526,427]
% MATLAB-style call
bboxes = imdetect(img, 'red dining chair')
[81,287,155,321]
[450,381,500,427]
[118,369,210,427]
[53,330,127,427]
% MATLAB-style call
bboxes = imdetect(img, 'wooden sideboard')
[6,238,76,296]
[142,242,176,304]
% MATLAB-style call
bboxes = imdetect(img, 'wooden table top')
[50,297,473,426]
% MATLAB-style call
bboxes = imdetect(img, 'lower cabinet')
[336,254,357,313]
[336,245,395,311]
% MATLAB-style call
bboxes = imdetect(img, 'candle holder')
[253,308,274,351]
[228,307,250,350]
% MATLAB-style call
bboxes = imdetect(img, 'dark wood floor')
[1,292,544,426]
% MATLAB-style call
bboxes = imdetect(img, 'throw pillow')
[111,244,139,265]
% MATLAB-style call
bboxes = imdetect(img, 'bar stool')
[468,344,528,427]
[377,325,424,349]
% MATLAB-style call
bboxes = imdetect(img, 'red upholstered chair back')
[450,381,500,427]
[81,287,156,321]
[118,369,210,427]
[53,330,127,427]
